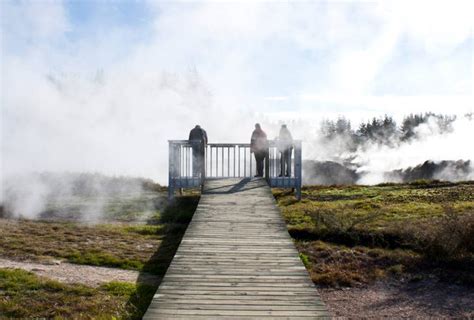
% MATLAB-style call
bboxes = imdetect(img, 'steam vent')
[143,141,329,318]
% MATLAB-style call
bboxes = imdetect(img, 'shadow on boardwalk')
[125,194,199,320]
[204,177,267,194]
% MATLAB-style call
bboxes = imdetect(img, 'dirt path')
[319,279,474,318]
[0,258,160,288]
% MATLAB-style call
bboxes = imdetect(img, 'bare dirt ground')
[319,279,474,318]
[0,258,160,288]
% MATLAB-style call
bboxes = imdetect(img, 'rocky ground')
[319,279,474,318]
[0,258,159,288]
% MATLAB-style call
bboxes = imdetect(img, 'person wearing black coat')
[188,125,208,177]
[250,123,268,177]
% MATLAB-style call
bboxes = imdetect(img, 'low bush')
[399,208,474,263]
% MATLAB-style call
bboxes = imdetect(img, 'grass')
[0,195,199,275]
[274,181,474,245]
[0,268,127,319]
[2,179,473,316]
[101,281,156,318]
[274,180,474,287]
[0,219,160,272]
[0,268,157,319]
[296,240,421,287]
[0,192,199,319]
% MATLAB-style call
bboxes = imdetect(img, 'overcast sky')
[1,0,473,181]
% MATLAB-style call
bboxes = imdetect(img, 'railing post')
[295,141,302,200]
[168,141,175,200]
[265,149,270,180]
[202,144,207,185]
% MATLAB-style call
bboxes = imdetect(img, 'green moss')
[123,224,167,236]
[101,281,137,296]
[299,253,311,268]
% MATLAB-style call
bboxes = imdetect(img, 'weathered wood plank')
[158,282,315,288]
[149,304,329,311]
[153,294,323,301]
[151,299,325,306]
[145,308,330,317]
[143,178,329,319]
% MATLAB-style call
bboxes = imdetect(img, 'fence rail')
[168,140,302,199]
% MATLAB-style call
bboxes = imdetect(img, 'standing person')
[250,123,268,177]
[188,125,208,178]
[278,124,293,177]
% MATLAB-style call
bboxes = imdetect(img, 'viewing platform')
[168,140,303,200]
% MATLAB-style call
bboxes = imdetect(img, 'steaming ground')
[302,113,474,185]
[1,172,472,317]
[2,113,474,220]
[304,160,473,185]
[1,172,166,221]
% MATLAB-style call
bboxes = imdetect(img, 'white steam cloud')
[355,116,474,184]
[1,1,473,218]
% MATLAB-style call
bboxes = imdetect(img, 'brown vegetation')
[275,181,474,287]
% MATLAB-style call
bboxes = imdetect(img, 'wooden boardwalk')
[144,178,330,319]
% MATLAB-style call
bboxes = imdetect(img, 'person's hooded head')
[255,123,261,130]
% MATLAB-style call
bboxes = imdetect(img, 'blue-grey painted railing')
[168,140,302,200]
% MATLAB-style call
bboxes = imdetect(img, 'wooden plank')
[149,304,329,311]
[153,294,323,301]
[143,178,329,319]
[158,282,315,288]
[145,308,330,317]
[151,299,325,306]
[144,316,329,320]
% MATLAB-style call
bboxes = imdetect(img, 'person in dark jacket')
[189,125,208,177]
[278,124,293,177]
[250,123,268,177]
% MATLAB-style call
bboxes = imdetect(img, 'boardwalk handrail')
[168,140,302,199]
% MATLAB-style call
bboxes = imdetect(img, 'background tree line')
[319,113,459,151]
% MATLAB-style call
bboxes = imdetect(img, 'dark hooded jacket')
[250,127,268,153]
[189,126,208,145]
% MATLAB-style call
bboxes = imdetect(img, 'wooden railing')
[168,140,302,199]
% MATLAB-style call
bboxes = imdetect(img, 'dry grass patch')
[0,195,200,275]
[296,240,420,287]
[276,181,474,287]
[0,219,161,272]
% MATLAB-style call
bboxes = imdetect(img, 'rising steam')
[1,1,472,220]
